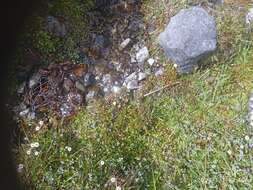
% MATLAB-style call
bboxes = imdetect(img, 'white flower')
[118,157,123,162]
[65,146,72,152]
[100,160,105,166]
[34,151,39,156]
[240,145,244,150]
[33,142,40,148]
[38,120,44,126]
[35,126,41,131]
[147,58,155,66]
[30,143,35,148]
[30,142,39,148]
[245,135,250,141]
[110,177,116,183]
[26,150,31,155]
[116,186,121,190]
[112,101,117,106]
[173,64,178,68]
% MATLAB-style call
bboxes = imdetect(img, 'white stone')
[112,86,121,94]
[119,38,131,50]
[127,80,139,90]
[138,72,147,81]
[19,109,30,117]
[136,47,149,63]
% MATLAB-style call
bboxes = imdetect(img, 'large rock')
[158,7,217,74]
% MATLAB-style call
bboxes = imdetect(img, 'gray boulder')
[158,7,217,74]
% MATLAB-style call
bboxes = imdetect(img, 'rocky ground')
[14,0,165,120]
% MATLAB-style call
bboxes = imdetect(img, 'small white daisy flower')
[116,186,121,190]
[34,151,39,156]
[245,135,250,141]
[147,58,155,66]
[34,142,40,148]
[30,143,35,148]
[100,160,105,166]
[35,126,40,131]
[38,120,44,126]
[113,101,117,106]
[173,64,178,68]
[110,177,116,183]
[26,150,31,155]
[66,146,72,152]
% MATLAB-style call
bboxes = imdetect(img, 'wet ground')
[14,0,164,119]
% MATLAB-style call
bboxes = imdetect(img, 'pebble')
[86,91,96,101]
[63,78,73,92]
[138,72,147,81]
[127,80,139,90]
[75,81,85,92]
[83,73,96,87]
[112,86,121,94]
[124,72,137,84]
[27,111,36,120]
[155,67,164,76]
[136,46,149,63]
[19,108,30,117]
[119,38,131,50]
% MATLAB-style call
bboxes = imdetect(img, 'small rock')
[75,81,85,92]
[124,72,137,84]
[83,73,96,87]
[93,34,109,49]
[136,46,149,63]
[147,58,155,66]
[86,91,96,101]
[119,38,131,51]
[127,80,139,90]
[112,86,121,94]
[29,73,41,88]
[46,16,67,37]
[155,67,164,76]
[63,78,73,92]
[19,108,30,117]
[138,72,147,81]
[27,111,36,120]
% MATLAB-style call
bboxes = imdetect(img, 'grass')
[14,0,253,189]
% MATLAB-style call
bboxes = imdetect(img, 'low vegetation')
[14,0,253,189]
